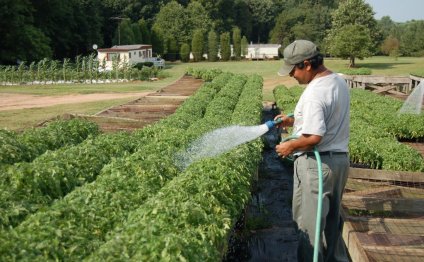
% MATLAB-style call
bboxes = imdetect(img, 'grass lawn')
[1,56,423,130]
[0,97,139,130]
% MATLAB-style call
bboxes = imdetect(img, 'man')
[275,40,350,262]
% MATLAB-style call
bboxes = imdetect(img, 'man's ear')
[304,60,312,70]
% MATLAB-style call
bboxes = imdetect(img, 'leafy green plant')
[0,119,99,166]
[274,85,424,171]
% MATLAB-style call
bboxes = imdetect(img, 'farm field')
[0,63,423,261]
[0,70,265,260]
[1,56,424,130]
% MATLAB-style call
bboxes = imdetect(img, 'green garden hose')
[280,134,323,262]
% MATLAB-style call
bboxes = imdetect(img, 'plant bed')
[342,167,424,262]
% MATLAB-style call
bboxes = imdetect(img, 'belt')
[295,151,347,159]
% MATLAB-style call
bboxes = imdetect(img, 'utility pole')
[110,17,127,45]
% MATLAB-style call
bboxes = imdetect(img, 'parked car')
[144,57,165,68]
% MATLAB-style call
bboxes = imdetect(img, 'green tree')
[220,32,231,61]
[153,1,186,45]
[131,23,143,44]
[399,20,424,56]
[151,26,165,56]
[138,19,151,44]
[241,36,249,58]
[180,43,190,62]
[270,1,332,47]
[153,1,211,49]
[381,36,400,58]
[186,1,212,36]
[326,24,373,67]
[191,29,204,62]
[207,30,218,62]
[325,0,377,67]
[0,0,51,64]
[232,27,242,60]
[246,0,275,43]
[31,0,104,59]
[194,0,238,33]
[167,37,178,61]
[378,16,397,39]
[114,19,134,45]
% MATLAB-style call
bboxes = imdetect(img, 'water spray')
[175,114,323,261]
[398,81,424,115]
[175,118,284,170]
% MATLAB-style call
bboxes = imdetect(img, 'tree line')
[1,0,424,66]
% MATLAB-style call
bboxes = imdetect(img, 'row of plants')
[350,89,424,139]
[273,85,424,172]
[186,67,224,82]
[0,70,233,231]
[349,89,424,171]
[87,75,263,261]
[0,55,163,85]
[0,71,248,260]
[0,132,140,229]
[0,119,99,166]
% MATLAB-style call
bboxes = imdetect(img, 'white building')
[97,44,164,69]
[246,44,281,60]
[193,43,281,60]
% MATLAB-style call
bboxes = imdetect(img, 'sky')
[365,0,424,22]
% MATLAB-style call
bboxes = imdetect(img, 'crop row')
[85,74,264,261]
[186,67,224,82]
[350,88,424,139]
[0,72,257,260]
[0,132,138,228]
[0,118,99,166]
[273,85,424,172]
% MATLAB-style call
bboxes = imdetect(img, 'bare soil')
[0,92,152,111]
[0,75,295,112]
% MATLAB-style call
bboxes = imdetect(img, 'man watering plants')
[275,40,350,262]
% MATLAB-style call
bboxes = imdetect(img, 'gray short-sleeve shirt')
[292,73,350,152]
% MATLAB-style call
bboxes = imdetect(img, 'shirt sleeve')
[301,100,326,136]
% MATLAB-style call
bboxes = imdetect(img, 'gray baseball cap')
[278,40,319,76]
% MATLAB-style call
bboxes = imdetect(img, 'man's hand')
[274,114,294,128]
[275,134,322,158]
[276,140,295,158]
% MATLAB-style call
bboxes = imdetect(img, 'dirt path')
[0,75,295,112]
[0,92,152,111]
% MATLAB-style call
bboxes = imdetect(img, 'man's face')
[289,61,311,85]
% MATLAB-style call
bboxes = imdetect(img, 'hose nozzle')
[265,117,283,129]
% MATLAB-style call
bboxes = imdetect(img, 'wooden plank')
[369,84,396,93]
[345,186,402,197]
[410,74,424,82]
[354,232,424,247]
[348,168,424,183]
[342,195,424,214]
[365,246,424,262]
[349,75,410,84]
[342,210,370,262]
[344,216,424,235]
[345,178,391,192]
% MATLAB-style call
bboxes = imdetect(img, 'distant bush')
[180,43,190,63]
[337,68,372,75]
[133,63,144,70]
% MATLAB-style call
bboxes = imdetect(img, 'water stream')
[398,82,424,115]
[175,124,270,170]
